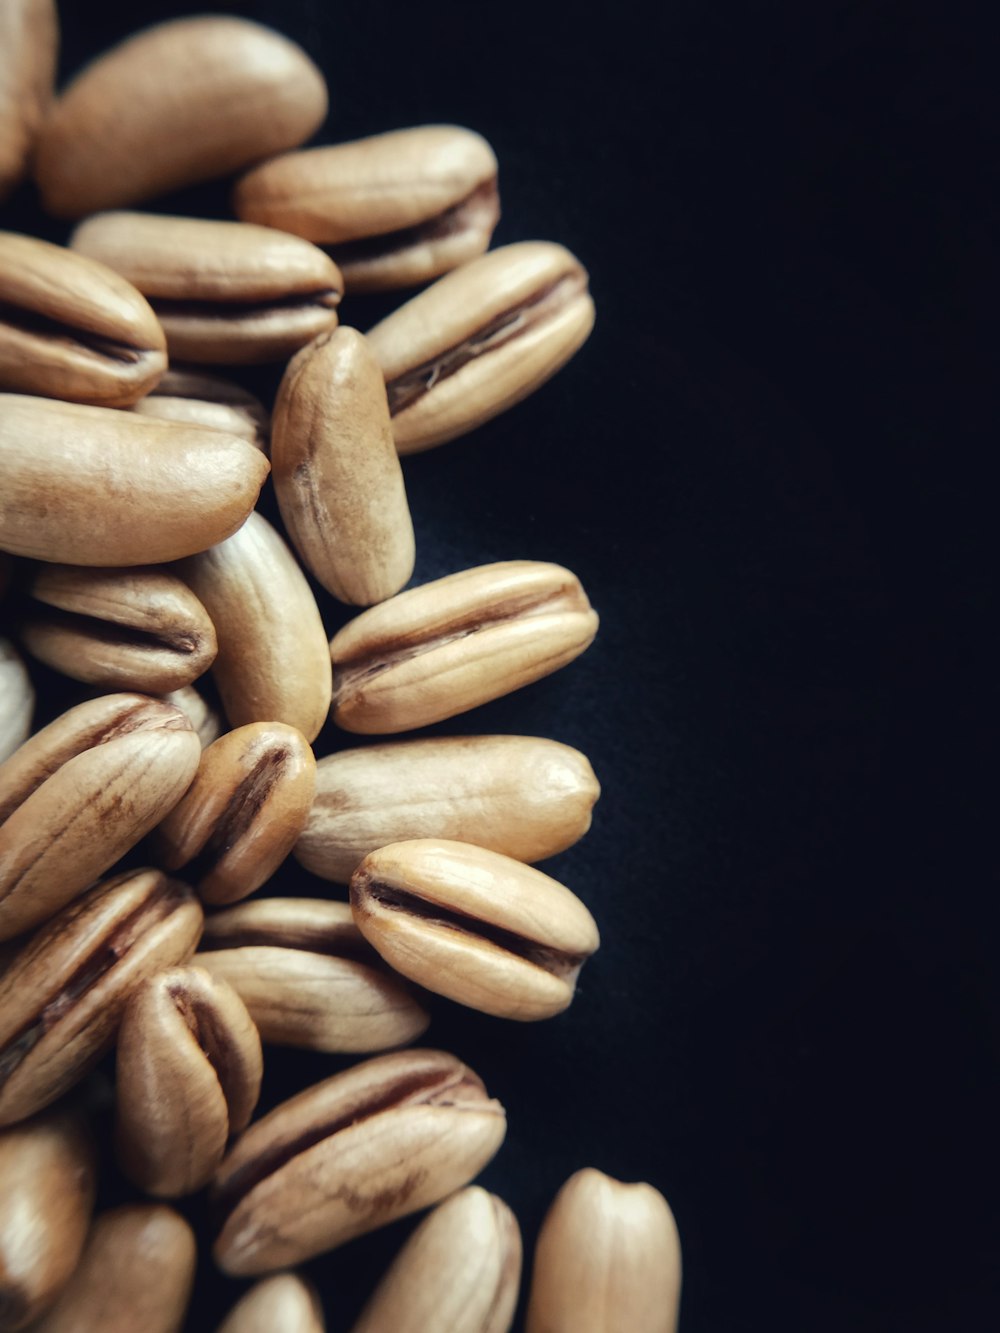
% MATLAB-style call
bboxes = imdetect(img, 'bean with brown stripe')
[115,965,262,1196]
[20,564,217,694]
[212,1049,506,1275]
[0,868,203,1126]
[350,839,599,1020]
[0,693,200,941]
[197,898,429,1052]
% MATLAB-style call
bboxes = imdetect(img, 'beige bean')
[368,241,594,452]
[212,1049,506,1275]
[0,693,201,941]
[330,560,597,734]
[351,1187,521,1333]
[115,965,262,1196]
[296,735,600,883]
[0,0,58,202]
[234,125,499,292]
[155,722,316,906]
[0,394,269,566]
[0,1108,95,1330]
[20,564,217,693]
[132,368,269,451]
[34,16,327,218]
[526,1169,682,1333]
[0,691,179,820]
[272,326,415,605]
[351,839,599,1020]
[200,895,375,958]
[180,511,332,742]
[71,213,342,365]
[0,639,33,764]
[216,1274,325,1333]
[0,232,166,406]
[30,1204,197,1333]
[197,897,430,1053]
[0,868,203,1127]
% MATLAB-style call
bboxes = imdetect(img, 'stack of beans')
[0,6,681,1330]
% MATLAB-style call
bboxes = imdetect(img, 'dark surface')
[3,0,996,1329]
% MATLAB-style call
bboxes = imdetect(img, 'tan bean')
[0,1108,95,1330]
[132,368,269,451]
[71,213,342,365]
[351,839,599,1020]
[212,1049,506,1275]
[0,232,166,406]
[272,326,415,605]
[156,722,316,906]
[0,640,33,765]
[197,898,430,1053]
[525,1169,682,1333]
[180,511,332,742]
[30,1204,197,1333]
[351,1187,520,1333]
[295,735,600,883]
[234,125,499,292]
[20,564,217,694]
[115,966,262,1196]
[0,693,201,941]
[330,560,597,734]
[0,394,269,566]
[34,16,327,218]
[0,868,203,1126]
[368,241,594,452]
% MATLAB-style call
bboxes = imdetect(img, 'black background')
[4,0,997,1329]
